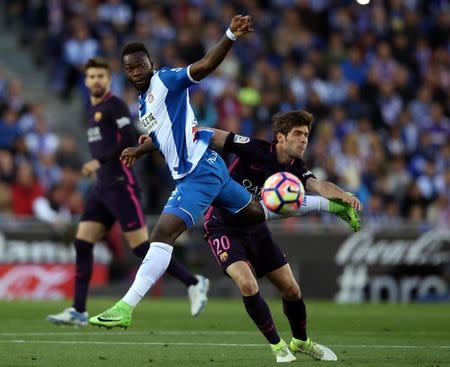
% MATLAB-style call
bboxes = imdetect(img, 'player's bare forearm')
[135,139,157,157]
[306,179,363,211]
[189,15,253,81]
[189,36,234,81]
[306,179,347,200]
[121,140,157,167]
[206,128,230,151]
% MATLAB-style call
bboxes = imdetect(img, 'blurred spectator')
[3,0,449,228]
[32,183,72,229]
[7,80,27,113]
[11,161,45,217]
[377,82,403,127]
[322,64,348,106]
[409,86,432,125]
[340,46,368,86]
[35,153,62,191]
[422,102,450,148]
[56,135,82,171]
[365,192,387,224]
[98,0,133,36]
[0,108,21,150]
[370,41,399,84]
[427,193,450,228]
[385,155,412,200]
[0,150,15,184]
[61,21,99,100]
[344,83,371,120]
[25,115,59,158]
[334,132,363,192]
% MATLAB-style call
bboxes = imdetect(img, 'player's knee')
[281,282,301,301]
[150,217,186,245]
[236,276,259,296]
[76,222,104,243]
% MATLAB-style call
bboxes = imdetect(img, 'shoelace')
[101,306,123,319]
[305,342,323,358]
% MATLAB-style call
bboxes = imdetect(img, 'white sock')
[261,195,331,221]
[299,195,330,215]
[122,242,173,307]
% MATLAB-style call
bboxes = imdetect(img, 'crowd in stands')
[0,66,85,227]
[1,0,449,228]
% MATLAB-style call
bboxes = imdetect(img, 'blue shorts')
[163,149,252,228]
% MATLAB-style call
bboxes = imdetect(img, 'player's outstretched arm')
[305,178,363,211]
[189,15,253,81]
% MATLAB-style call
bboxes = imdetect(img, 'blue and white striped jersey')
[138,66,213,180]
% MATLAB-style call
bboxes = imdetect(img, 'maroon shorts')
[204,219,287,279]
[81,184,146,232]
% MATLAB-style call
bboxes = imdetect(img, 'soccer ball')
[261,172,305,214]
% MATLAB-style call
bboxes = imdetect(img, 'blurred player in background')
[47,58,209,327]
[204,110,361,362]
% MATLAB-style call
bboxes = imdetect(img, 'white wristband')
[226,28,237,41]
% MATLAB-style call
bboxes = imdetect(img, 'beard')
[91,86,107,98]
[288,147,304,159]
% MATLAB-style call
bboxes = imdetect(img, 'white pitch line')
[1,330,448,337]
[0,331,256,336]
[0,340,449,349]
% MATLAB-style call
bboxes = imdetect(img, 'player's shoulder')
[157,66,185,75]
[156,67,170,74]
[233,133,271,149]
[155,67,184,87]
[226,133,272,158]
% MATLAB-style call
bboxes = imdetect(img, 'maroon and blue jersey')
[87,93,138,187]
[204,132,316,277]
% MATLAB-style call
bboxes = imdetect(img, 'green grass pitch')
[0,298,449,366]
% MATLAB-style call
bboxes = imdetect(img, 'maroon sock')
[131,242,149,258]
[132,243,198,287]
[166,257,198,287]
[282,297,307,341]
[243,292,280,345]
[73,239,93,313]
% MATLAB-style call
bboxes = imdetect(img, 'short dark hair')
[272,110,313,142]
[85,57,110,72]
[121,42,150,59]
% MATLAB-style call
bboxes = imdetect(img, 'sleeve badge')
[233,134,250,144]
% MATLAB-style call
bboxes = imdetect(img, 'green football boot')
[329,197,361,232]
[289,337,337,361]
[89,300,133,329]
[270,339,296,363]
